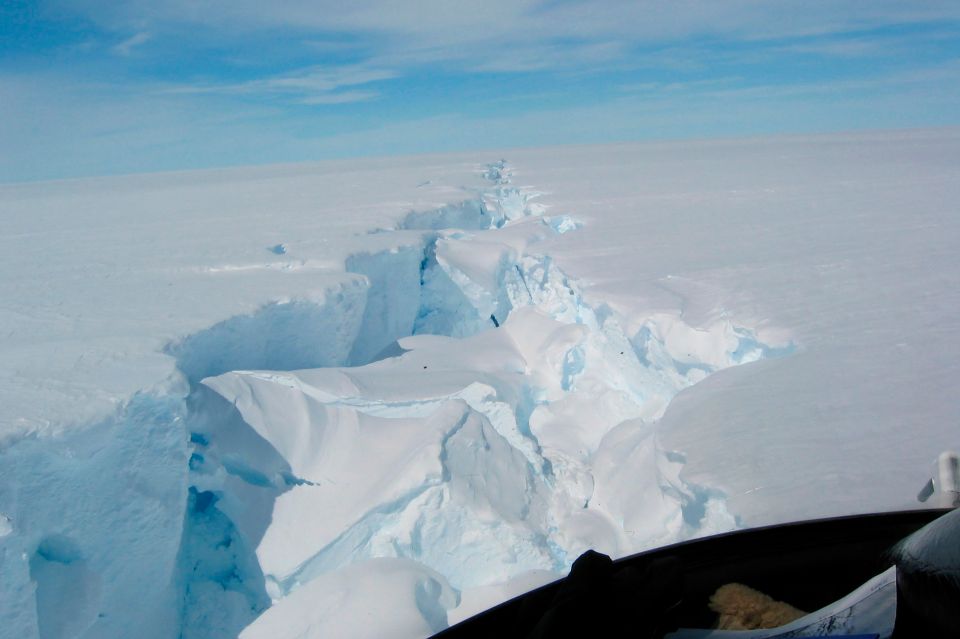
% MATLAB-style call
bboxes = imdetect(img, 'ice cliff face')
[0,393,188,639]
[0,161,793,639]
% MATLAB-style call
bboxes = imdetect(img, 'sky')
[2,1,960,183]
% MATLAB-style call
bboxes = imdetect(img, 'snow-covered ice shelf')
[2,130,959,638]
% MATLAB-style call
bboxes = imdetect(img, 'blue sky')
[2,0,960,182]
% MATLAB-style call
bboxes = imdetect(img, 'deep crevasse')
[0,161,794,639]
[180,161,795,637]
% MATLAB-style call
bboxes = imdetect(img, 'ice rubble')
[0,160,793,639]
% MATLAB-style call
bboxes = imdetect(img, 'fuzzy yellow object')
[709,583,807,630]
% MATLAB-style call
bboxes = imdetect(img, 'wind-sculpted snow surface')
[180,162,791,636]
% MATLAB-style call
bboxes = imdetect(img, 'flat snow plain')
[1,129,958,638]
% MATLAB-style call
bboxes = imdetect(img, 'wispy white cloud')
[6,1,960,181]
[37,0,960,112]
[163,64,396,104]
[298,89,379,104]
[258,66,396,93]
[55,0,960,56]
[4,54,959,184]
[767,26,960,58]
[112,31,151,56]
[617,77,742,95]
[467,40,628,73]
[613,59,960,103]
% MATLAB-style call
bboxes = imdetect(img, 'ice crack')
[173,160,795,638]
[3,159,796,639]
